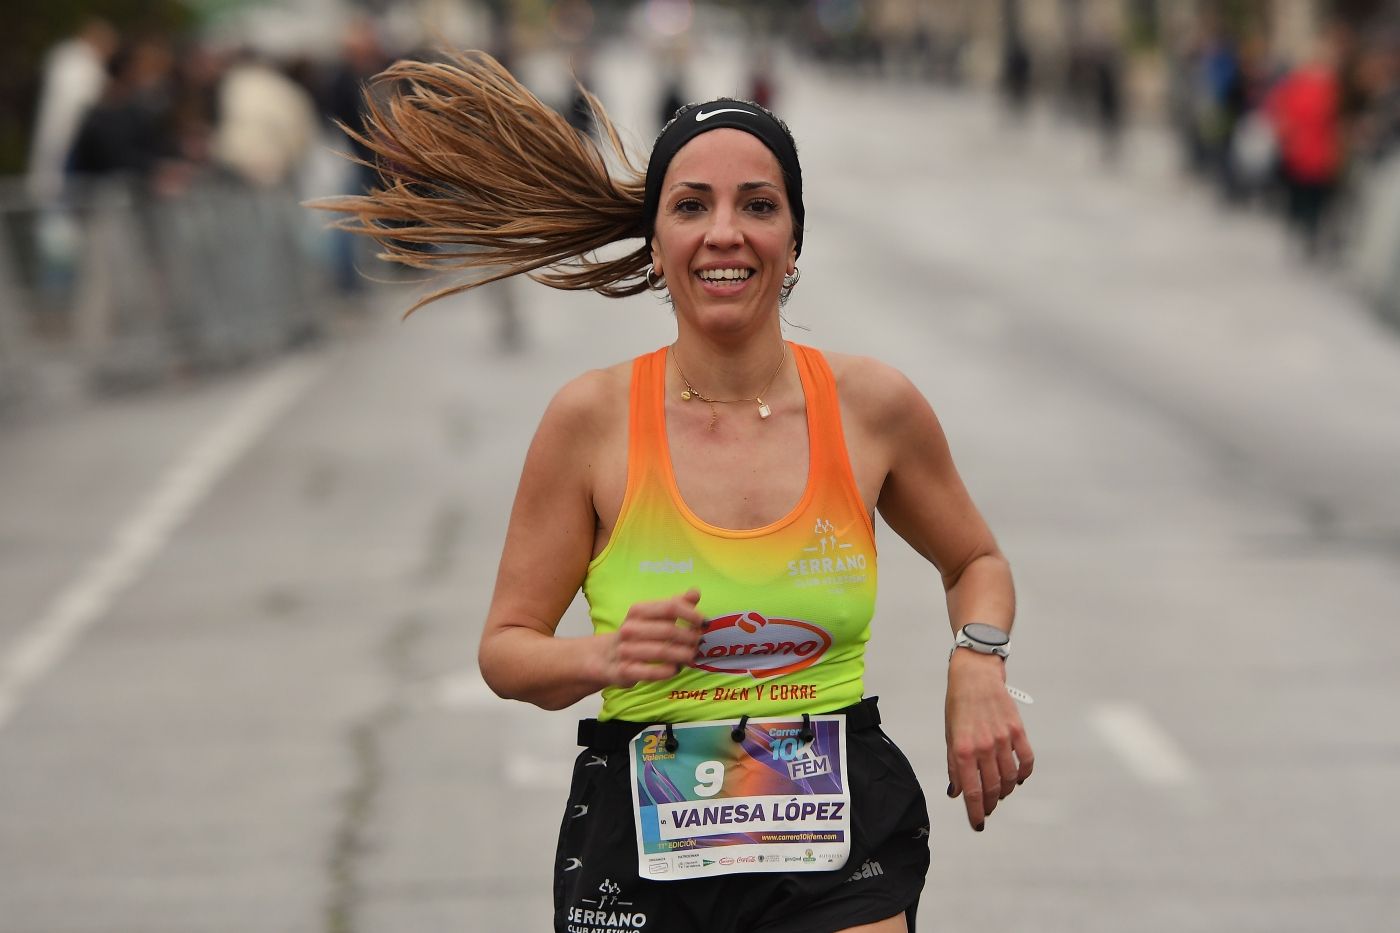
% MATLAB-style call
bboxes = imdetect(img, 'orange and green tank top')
[584,342,878,722]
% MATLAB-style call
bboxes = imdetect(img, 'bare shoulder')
[550,360,634,526]
[539,360,632,438]
[821,350,933,433]
[520,360,632,505]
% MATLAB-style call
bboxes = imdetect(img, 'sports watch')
[951,623,1010,660]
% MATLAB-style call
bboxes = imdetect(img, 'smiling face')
[649,128,798,339]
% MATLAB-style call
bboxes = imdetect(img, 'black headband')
[642,99,804,257]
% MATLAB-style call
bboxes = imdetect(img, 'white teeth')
[697,268,752,282]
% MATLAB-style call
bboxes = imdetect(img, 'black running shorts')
[554,698,930,933]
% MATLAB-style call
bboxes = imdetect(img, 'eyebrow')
[668,181,781,193]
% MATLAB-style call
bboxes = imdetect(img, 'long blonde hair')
[315,52,651,314]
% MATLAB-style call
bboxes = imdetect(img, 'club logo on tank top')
[693,611,833,678]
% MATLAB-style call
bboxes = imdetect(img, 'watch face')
[963,623,1009,647]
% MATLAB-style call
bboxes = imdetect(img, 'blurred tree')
[0,0,193,176]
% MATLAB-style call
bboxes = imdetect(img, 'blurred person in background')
[69,35,187,196]
[1169,13,1240,187]
[565,50,599,139]
[167,41,227,172]
[322,17,390,165]
[1267,29,1345,258]
[1348,33,1400,165]
[323,51,1034,933]
[657,59,687,130]
[26,17,118,203]
[485,2,516,73]
[212,49,317,191]
[1195,21,1246,199]
[25,17,119,295]
[747,46,776,110]
[321,17,390,296]
[1223,32,1283,204]
[1166,19,1202,169]
[1086,37,1125,166]
[999,33,1032,120]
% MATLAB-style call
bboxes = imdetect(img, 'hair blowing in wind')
[315,52,652,314]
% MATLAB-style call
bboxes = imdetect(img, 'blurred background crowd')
[1,0,1399,407]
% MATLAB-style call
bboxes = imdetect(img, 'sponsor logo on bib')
[693,612,832,678]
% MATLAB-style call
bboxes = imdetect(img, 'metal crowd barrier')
[0,174,333,397]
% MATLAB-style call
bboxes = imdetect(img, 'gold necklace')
[671,344,786,432]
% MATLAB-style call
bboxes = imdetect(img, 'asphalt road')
[2,38,1398,933]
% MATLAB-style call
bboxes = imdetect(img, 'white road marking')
[0,359,322,733]
[1090,702,1196,787]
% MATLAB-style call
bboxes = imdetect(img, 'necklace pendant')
[680,389,692,401]
[757,398,771,420]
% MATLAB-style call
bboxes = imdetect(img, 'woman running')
[325,52,1033,933]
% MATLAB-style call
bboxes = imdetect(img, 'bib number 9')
[694,760,724,798]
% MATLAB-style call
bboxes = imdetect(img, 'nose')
[703,204,743,250]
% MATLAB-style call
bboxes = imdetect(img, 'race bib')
[628,716,851,880]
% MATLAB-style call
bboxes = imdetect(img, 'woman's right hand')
[594,589,705,688]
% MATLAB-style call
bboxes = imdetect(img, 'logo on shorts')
[693,612,832,678]
[569,878,649,930]
[846,859,885,883]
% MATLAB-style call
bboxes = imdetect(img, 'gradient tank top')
[584,342,878,722]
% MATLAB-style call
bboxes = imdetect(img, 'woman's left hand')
[944,649,1034,831]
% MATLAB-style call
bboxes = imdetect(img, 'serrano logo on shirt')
[693,612,833,678]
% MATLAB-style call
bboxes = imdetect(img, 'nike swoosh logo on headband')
[695,107,754,122]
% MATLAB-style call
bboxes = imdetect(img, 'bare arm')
[872,376,1015,638]
[477,371,703,710]
[849,360,1034,830]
